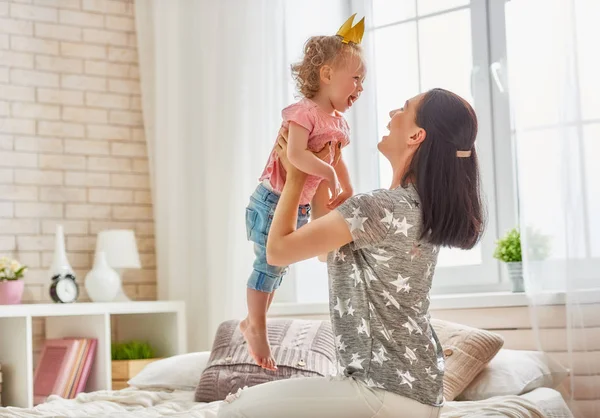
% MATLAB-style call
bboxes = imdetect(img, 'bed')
[0,350,574,418]
[0,386,571,418]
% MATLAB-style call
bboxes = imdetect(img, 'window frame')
[282,0,521,304]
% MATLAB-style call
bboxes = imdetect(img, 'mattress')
[0,387,572,418]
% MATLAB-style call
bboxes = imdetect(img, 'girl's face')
[325,54,366,113]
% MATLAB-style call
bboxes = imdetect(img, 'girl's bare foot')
[240,318,277,371]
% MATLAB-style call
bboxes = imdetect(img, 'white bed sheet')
[0,387,572,418]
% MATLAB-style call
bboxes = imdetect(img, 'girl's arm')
[267,138,352,267]
[287,122,340,197]
[328,153,353,209]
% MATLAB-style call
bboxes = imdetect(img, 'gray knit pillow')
[194,319,336,402]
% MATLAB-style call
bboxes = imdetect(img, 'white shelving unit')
[0,301,186,408]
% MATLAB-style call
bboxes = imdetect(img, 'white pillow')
[128,351,211,391]
[457,349,569,401]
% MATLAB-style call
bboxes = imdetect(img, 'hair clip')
[456,150,472,158]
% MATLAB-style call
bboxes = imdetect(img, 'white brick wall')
[0,0,155,355]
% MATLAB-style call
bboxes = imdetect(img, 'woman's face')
[378,93,425,164]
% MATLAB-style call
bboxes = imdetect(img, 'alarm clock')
[50,273,79,303]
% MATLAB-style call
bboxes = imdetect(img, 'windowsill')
[270,290,577,317]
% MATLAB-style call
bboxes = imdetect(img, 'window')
[363,0,513,292]
[501,0,600,287]
[284,0,594,303]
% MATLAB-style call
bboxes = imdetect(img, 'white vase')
[49,224,74,279]
[85,251,120,302]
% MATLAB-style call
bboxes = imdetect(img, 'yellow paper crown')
[336,13,365,45]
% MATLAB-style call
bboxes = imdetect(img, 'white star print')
[380,325,395,342]
[357,317,370,337]
[363,378,385,389]
[402,316,423,335]
[380,208,394,225]
[432,246,439,254]
[425,263,433,278]
[346,213,368,233]
[347,304,355,316]
[393,217,413,236]
[334,297,350,318]
[349,270,363,287]
[372,346,390,366]
[364,268,378,287]
[400,196,413,209]
[381,290,400,309]
[349,353,365,370]
[411,301,423,314]
[404,346,418,365]
[335,335,347,352]
[390,273,411,293]
[425,367,438,380]
[396,369,416,389]
[333,249,347,262]
[370,252,392,267]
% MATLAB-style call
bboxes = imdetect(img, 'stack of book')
[33,338,97,405]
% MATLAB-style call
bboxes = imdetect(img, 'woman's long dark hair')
[402,88,485,250]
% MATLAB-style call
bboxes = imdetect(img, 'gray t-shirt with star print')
[327,185,445,406]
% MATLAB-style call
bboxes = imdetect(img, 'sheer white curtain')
[506,0,600,416]
[135,0,286,351]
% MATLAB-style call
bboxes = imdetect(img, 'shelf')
[0,301,186,408]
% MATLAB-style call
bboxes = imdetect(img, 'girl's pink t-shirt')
[260,99,350,205]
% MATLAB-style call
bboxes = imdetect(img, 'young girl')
[241,15,366,370]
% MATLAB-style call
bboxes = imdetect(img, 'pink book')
[33,339,81,405]
[64,339,88,399]
[74,339,96,396]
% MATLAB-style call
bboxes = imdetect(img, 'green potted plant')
[494,228,524,292]
[494,228,552,292]
[0,256,28,304]
[111,340,159,390]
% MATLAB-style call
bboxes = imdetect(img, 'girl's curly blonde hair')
[291,35,363,99]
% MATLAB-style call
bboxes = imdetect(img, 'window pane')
[418,9,473,101]
[373,10,482,269]
[372,0,416,27]
[295,258,329,303]
[584,124,600,257]
[417,0,469,16]
[575,0,600,120]
[505,1,575,129]
[373,23,419,189]
[516,128,588,260]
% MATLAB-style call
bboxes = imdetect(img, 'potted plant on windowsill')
[494,228,551,292]
[0,256,28,304]
[494,228,524,292]
[111,341,160,390]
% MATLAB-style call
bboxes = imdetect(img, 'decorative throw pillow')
[128,351,211,391]
[431,318,505,401]
[194,319,336,402]
[457,349,569,401]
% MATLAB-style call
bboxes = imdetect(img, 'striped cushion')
[194,319,336,402]
[431,318,505,401]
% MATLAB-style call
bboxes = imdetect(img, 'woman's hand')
[274,128,338,179]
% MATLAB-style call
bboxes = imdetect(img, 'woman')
[218,88,484,418]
